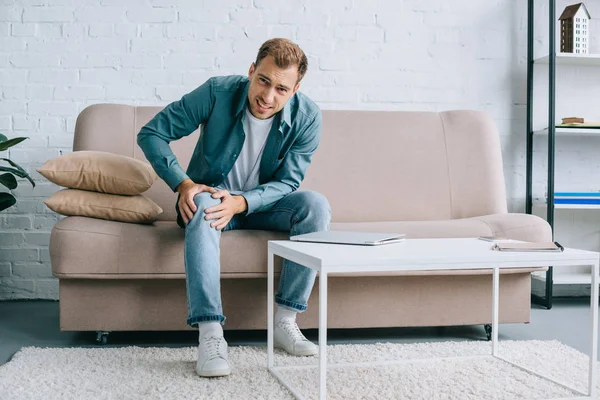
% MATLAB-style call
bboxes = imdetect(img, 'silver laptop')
[290,231,406,246]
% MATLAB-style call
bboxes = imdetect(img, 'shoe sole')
[196,367,232,377]
[275,343,318,357]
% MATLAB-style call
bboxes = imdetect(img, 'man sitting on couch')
[137,38,331,377]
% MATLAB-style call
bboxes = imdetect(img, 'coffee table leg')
[492,267,499,356]
[267,250,274,370]
[588,261,599,397]
[319,271,328,400]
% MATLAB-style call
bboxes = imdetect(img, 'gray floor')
[0,297,597,366]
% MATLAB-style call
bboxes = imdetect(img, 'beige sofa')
[49,105,551,343]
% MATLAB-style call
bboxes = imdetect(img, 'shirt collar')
[280,100,292,128]
[234,78,293,129]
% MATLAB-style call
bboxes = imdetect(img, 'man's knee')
[297,190,331,226]
[193,192,220,210]
[183,192,220,227]
[304,190,331,217]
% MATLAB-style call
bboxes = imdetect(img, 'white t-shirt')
[218,107,274,194]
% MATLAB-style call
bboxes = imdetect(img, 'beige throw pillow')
[37,151,158,195]
[44,189,163,224]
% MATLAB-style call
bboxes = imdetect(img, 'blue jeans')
[179,190,331,327]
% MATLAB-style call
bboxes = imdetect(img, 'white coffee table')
[266,238,600,400]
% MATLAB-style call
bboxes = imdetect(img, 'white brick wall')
[0,0,587,299]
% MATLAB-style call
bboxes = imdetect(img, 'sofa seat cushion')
[50,216,289,277]
[50,213,549,278]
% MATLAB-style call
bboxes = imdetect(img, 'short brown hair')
[255,38,308,82]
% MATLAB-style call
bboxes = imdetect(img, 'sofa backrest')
[73,105,507,222]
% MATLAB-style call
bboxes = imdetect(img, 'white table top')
[268,238,600,273]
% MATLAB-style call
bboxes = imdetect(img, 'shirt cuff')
[165,167,190,192]
[242,190,262,215]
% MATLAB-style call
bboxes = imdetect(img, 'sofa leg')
[95,331,111,345]
[484,324,492,341]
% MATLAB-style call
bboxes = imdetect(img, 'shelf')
[556,124,600,128]
[533,271,592,285]
[534,53,600,66]
[533,203,600,210]
[534,127,600,135]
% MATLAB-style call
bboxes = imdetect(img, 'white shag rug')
[0,340,595,400]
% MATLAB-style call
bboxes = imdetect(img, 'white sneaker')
[274,318,318,356]
[196,333,231,377]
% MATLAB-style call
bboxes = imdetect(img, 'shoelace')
[279,319,308,342]
[203,336,225,361]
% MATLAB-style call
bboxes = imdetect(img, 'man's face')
[247,55,300,120]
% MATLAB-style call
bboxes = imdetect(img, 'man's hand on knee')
[204,190,247,231]
[176,179,217,225]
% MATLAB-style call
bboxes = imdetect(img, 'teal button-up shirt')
[137,75,322,215]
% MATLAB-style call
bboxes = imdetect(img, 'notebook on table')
[290,231,406,246]
[492,241,564,252]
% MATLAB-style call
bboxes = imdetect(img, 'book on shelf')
[554,192,600,197]
[554,198,600,205]
[549,192,600,203]
[492,241,564,252]
[562,117,584,124]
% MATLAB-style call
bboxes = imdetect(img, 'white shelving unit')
[527,2,600,303]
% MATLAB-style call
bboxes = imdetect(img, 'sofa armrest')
[473,213,552,242]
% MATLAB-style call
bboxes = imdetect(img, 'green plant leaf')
[0,165,26,177]
[0,164,35,188]
[0,173,17,190]
[0,158,27,174]
[0,137,28,152]
[0,134,6,142]
[0,192,16,212]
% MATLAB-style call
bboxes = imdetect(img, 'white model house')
[559,2,591,54]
